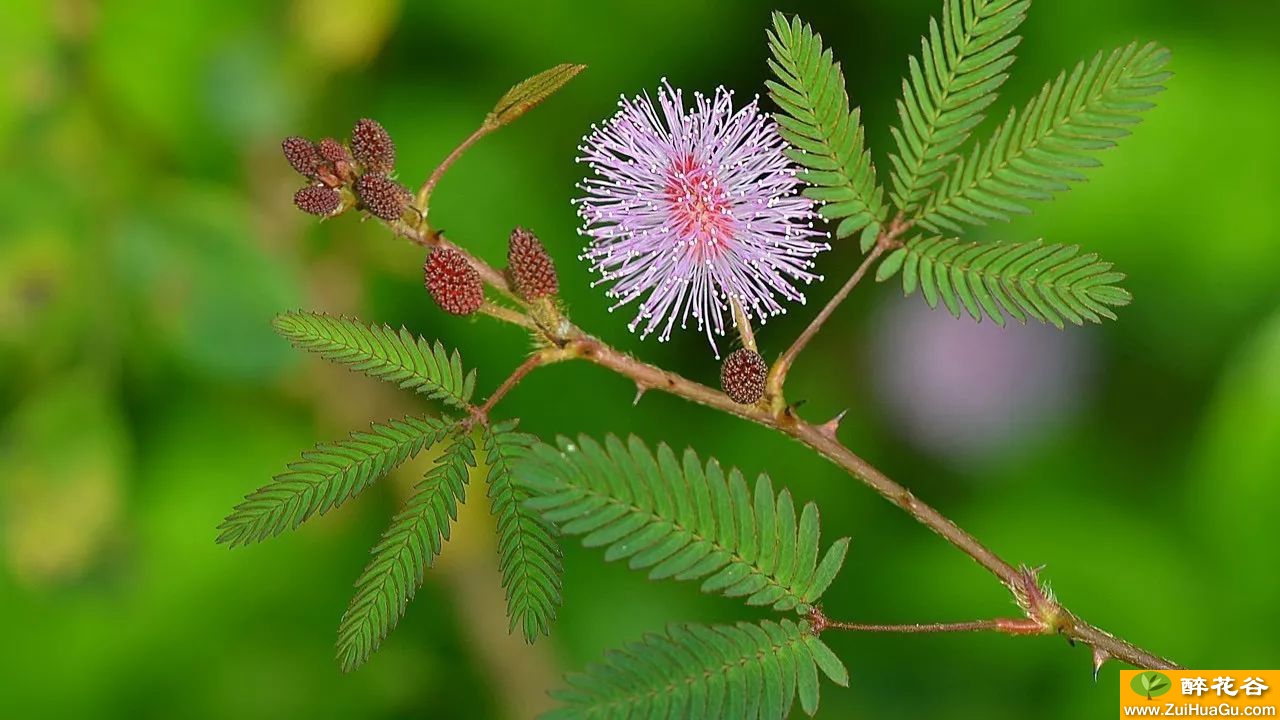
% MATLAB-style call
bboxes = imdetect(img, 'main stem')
[395,125,1178,668]
[393,218,1178,671]
[570,335,1178,670]
[811,606,1044,636]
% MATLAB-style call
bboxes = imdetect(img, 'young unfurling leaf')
[489,63,585,127]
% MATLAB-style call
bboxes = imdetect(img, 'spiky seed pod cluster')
[720,348,768,405]
[425,248,484,316]
[507,227,559,300]
[282,118,407,221]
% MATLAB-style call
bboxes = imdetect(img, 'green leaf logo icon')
[1130,671,1172,700]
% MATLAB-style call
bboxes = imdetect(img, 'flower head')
[575,81,829,356]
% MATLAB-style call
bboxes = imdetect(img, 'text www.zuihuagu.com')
[1123,704,1277,716]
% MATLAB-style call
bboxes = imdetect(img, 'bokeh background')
[3,0,1278,717]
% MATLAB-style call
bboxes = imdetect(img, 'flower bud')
[316,137,355,184]
[293,185,342,216]
[424,248,484,316]
[282,136,321,177]
[720,348,767,404]
[507,226,559,300]
[351,118,395,174]
[355,173,410,221]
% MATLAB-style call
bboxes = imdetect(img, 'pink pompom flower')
[575,80,829,356]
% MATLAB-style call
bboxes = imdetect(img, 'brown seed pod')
[720,348,767,405]
[355,173,410,221]
[507,226,559,300]
[350,118,395,174]
[424,248,484,316]
[293,185,342,216]
[281,136,321,178]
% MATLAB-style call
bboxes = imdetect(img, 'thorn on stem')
[633,383,647,406]
[818,409,848,439]
[1092,646,1111,682]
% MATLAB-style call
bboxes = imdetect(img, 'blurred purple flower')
[575,81,829,356]
[871,296,1096,463]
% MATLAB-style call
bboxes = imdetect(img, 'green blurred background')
[2,0,1277,717]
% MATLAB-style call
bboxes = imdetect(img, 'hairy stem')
[417,122,496,210]
[481,302,537,330]
[730,297,758,353]
[386,198,1178,673]
[479,352,554,417]
[563,335,1179,669]
[767,216,913,403]
[766,244,884,404]
[811,608,1044,636]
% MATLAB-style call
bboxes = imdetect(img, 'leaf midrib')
[895,3,1001,197]
[912,241,1105,299]
[574,485,807,605]
[776,44,858,193]
[583,630,809,711]
[283,315,469,409]
[919,67,1131,223]
[342,447,468,642]
[489,451,543,601]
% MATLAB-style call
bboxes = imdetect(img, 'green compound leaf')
[544,619,847,719]
[217,415,454,547]
[336,432,477,673]
[767,12,888,239]
[482,420,564,644]
[519,435,851,612]
[917,42,1171,232]
[273,311,476,411]
[489,63,586,127]
[888,0,1029,212]
[878,236,1131,328]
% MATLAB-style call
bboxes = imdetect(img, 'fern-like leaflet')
[336,432,476,672]
[890,0,1029,210]
[520,435,850,612]
[273,311,476,410]
[766,13,887,241]
[544,619,848,719]
[876,237,1131,327]
[917,42,1171,232]
[217,415,453,547]
[482,420,564,643]
[888,0,1029,211]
